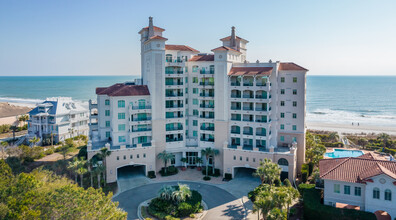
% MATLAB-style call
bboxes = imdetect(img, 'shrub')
[273,178,281,187]
[203,176,211,181]
[148,171,156,178]
[159,166,178,176]
[189,213,195,218]
[177,202,193,217]
[202,168,220,177]
[298,183,315,196]
[224,173,232,180]
[283,178,292,187]
[165,216,180,220]
[323,142,344,148]
[301,164,309,183]
[77,146,87,159]
[0,124,10,133]
[303,186,376,220]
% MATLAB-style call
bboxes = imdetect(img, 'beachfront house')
[87,17,308,183]
[28,97,89,144]
[319,153,396,219]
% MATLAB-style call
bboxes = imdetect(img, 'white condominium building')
[28,97,89,143]
[88,17,308,183]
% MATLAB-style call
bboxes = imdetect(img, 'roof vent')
[269,59,272,63]
[256,60,260,63]
[124,82,135,85]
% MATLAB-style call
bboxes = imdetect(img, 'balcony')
[200,104,214,109]
[165,82,183,86]
[131,117,151,122]
[255,95,268,99]
[256,133,266,137]
[166,114,184,119]
[243,131,253,135]
[200,138,214,142]
[231,129,240,134]
[231,106,241,110]
[255,108,268,112]
[231,82,241,86]
[199,93,214,98]
[165,104,183,108]
[132,128,152,132]
[166,126,183,131]
[255,119,268,123]
[165,93,183,97]
[199,115,214,119]
[231,95,241,98]
[200,126,214,131]
[165,70,184,74]
[166,137,183,142]
[243,119,254,122]
[199,82,214,86]
[131,105,151,110]
[243,107,254,111]
[243,83,253,87]
[243,95,254,99]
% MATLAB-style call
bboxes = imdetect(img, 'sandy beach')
[307,122,396,136]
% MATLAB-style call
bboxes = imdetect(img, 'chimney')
[230,26,236,48]
[148,16,154,37]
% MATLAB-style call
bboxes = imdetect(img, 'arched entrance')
[117,164,146,180]
[374,210,391,220]
[278,158,289,181]
[233,167,258,179]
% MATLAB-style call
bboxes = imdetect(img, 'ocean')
[0,75,396,127]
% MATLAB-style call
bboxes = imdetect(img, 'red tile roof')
[228,67,273,76]
[138,26,165,34]
[220,35,249,42]
[211,46,241,53]
[319,153,396,183]
[148,35,168,41]
[96,83,150,97]
[165,45,199,53]
[188,54,214,62]
[278,62,308,71]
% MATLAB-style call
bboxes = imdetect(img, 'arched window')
[138,99,146,109]
[118,100,125,108]
[243,126,253,135]
[373,188,380,199]
[231,125,240,134]
[192,65,199,72]
[278,158,289,166]
[166,54,172,62]
[385,189,392,201]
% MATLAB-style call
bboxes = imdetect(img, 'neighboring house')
[88,17,308,183]
[28,97,89,143]
[320,153,396,219]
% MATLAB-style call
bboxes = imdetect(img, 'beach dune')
[307,122,396,136]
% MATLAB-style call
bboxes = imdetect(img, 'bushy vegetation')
[148,184,202,219]
[224,173,232,180]
[0,160,126,219]
[159,165,178,176]
[148,170,156,178]
[201,168,220,177]
[298,184,376,220]
[347,133,396,156]
[0,124,28,134]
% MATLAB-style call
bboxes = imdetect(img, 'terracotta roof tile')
[165,45,199,53]
[319,153,396,183]
[228,67,273,76]
[96,83,150,97]
[220,35,249,42]
[278,62,308,71]
[138,26,165,34]
[148,35,168,41]
[188,54,214,62]
[211,46,241,53]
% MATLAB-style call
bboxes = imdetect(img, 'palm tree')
[328,132,339,142]
[253,158,281,186]
[10,125,18,141]
[157,150,173,174]
[68,157,80,183]
[98,147,111,185]
[29,137,40,147]
[378,133,390,147]
[94,163,106,188]
[158,185,174,201]
[283,186,299,219]
[87,159,95,187]
[172,183,192,203]
[1,141,8,160]
[18,115,29,126]
[76,158,88,187]
[201,147,214,177]
[211,148,219,174]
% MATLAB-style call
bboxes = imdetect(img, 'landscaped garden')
[143,183,203,220]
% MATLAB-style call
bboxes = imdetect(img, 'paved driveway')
[113,181,245,220]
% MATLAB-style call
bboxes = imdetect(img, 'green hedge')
[301,164,309,183]
[159,166,178,176]
[301,184,376,220]
[148,171,156,178]
[224,173,232,180]
[323,142,344,148]
[202,168,220,177]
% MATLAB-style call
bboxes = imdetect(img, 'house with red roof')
[320,153,396,219]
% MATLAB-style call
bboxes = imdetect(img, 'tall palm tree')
[98,147,111,185]
[157,150,173,174]
[211,148,220,174]
[76,158,88,187]
[87,159,95,187]
[68,157,80,183]
[201,147,214,177]
[158,185,174,201]
[29,137,40,147]
[253,158,281,186]
[1,141,8,160]
[10,125,18,141]
[18,115,29,127]
[172,183,192,203]
[94,163,106,188]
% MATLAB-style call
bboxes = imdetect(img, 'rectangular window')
[292,137,297,142]
[280,101,285,106]
[118,100,125,108]
[117,156,119,160]
[193,88,198,94]
[334,184,340,193]
[293,77,297,83]
[280,113,285,118]
[185,77,188,83]
[293,113,297,119]
[193,99,198,105]
[118,113,125,119]
[280,124,284,130]
[193,110,198,116]
[105,110,110,116]
[280,136,285,141]
[293,89,297,95]
[185,88,188,94]
[192,66,198,72]
[105,121,110,127]
[281,77,285,83]
[105,131,110,138]
[193,131,197,137]
[354,187,361,196]
[118,136,126,143]
[105,100,110,105]
[193,120,198,126]
[233,156,236,160]
[130,155,133,159]
[293,101,297,107]
[240,156,242,161]
[344,185,350,195]
[123,155,126,160]
[118,124,125,131]
[293,125,297,130]
[193,77,198,83]
[280,89,285,95]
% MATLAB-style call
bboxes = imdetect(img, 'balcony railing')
[131,105,151,110]
[199,115,214,119]
[200,138,214,142]
[199,93,214,97]
[166,138,183,142]
[166,93,183,97]
[132,128,152,132]
[231,130,240,134]
[165,104,183,108]
[231,106,241,110]
[166,115,184,119]
[256,119,268,123]
[165,82,183,86]
[200,104,214,108]
[166,126,183,131]
[231,82,241,86]
[131,117,151,122]
[200,126,214,131]
[255,95,268,99]
[256,133,266,137]
[165,70,184,74]
[256,83,268,87]
[231,95,241,98]
[255,108,268,112]
[243,119,254,122]
[243,95,254,99]
[231,118,241,121]
[243,132,253,135]
[243,107,254,111]
[243,83,253,86]
[199,82,214,86]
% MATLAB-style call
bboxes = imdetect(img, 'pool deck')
[324,148,390,160]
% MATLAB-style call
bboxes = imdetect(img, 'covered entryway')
[234,167,258,179]
[278,158,289,181]
[117,164,149,193]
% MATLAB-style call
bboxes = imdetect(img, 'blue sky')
[1,0,395,76]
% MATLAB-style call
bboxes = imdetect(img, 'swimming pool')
[325,149,364,158]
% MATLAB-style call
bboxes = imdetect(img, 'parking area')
[117,165,151,193]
